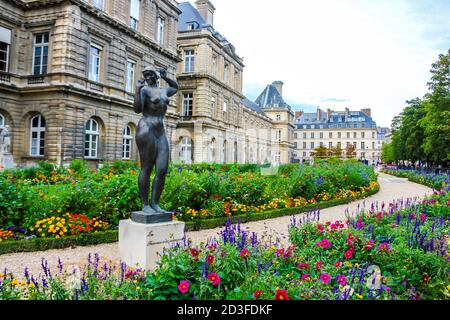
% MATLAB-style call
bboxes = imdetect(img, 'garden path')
[0,173,433,277]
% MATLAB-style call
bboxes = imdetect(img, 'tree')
[345,144,356,159]
[381,143,395,163]
[311,145,329,159]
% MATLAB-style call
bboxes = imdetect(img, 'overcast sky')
[187,0,450,127]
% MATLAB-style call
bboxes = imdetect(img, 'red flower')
[378,243,390,253]
[254,290,262,299]
[365,240,374,251]
[315,261,323,270]
[334,260,341,268]
[178,280,190,294]
[316,239,331,249]
[208,272,221,286]
[276,248,285,256]
[317,224,325,233]
[206,254,215,265]
[420,213,427,222]
[297,263,310,270]
[274,289,289,301]
[240,249,250,259]
[190,248,199,258]
[344,249,353,259]
[301,273,311,281]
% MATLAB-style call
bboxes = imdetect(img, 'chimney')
[272,81,284,96]
[195,0,216,26]
[327,108,332,121]
[361,108,371,117]
[316,107,321,121]
[295,111,303,120]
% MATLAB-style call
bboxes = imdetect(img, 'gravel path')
[0,172,433,278]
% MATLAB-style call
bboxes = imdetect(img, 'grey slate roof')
[178,2,208,31]
[242,98,265,115]
[296,109,377,129]
[254,84,291,110]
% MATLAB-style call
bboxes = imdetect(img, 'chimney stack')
[327,108,332,121]
[295,111,303,120]
[272,81,284,97]
[195,0,216,26]
[361,108,371,117]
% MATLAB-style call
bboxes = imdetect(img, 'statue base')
[119,219,185,271]
[131,210,172,224]
[0,153,15,169]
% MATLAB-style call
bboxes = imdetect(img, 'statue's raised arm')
[159,68,179,98]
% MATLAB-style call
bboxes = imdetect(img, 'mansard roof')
[296,109,377,129]
[254,84,291,110]
[242,98,265,115]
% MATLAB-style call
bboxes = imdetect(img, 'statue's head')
[142,66,160,85]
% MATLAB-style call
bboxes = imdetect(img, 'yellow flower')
[55,235,60,239]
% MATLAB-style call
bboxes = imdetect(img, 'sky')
[187,0,450,127]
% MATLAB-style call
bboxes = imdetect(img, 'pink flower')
[240,249,250,259]
[365,240,374,251]
[317,224,325,233]
[276,248,285,256]
[301,273,311,280]
[356,220,365,229]
[337,275,347,286]
[334,260,341,268]
[420,213,427,222]
[377,212,383,220]
[178,280,190,294]
[410,213,416,220]
[319,273,332,284]
[378,243,390,253]
[316,239,331,249]
[344,249,354,259]
[330,224,337,231]
[208,272,221,286]
[315,261,323,270]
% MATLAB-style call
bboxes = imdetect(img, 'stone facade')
[295,108,383,165]
[0,0,181,166]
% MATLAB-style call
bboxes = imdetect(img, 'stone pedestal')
[119,219,185,271]
[0,152,15,169]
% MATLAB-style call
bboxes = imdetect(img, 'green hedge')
[0,230,118,255]
[0,185,379,255]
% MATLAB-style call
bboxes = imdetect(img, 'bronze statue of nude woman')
[132,66,178,223]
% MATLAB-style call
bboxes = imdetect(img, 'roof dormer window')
[187,23,196,31]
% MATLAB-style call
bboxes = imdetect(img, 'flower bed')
[0,159,377,245]
[0,190,448,300]
[381,169,449,191]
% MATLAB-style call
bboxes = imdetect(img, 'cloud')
[320,98,350,103]
[187,0,450,127]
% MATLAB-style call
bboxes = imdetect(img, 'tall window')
[222,101,227,121]
[329,132,333,139]
[0,27,10,72]
[361,132,365,139]
[30,115,45,156]
[347,132,350,139]
[276,130,282,142]
[274,152,281,164]
[186,23,196,31]
[182,93,193,119]
[234,71,239,90]
[338,132,341,139]
[122,126,133,159]
[211,56,217,76]
[126,59,136,93]
[319,132,323,139]
[310,142,314,149]
[303,142,307,149]
[89,44,102,82]
[0,114,4,127]
[211,96,216,118]
[329,142,333,148]
[180,137,192,164]
[310,132,314,139]
[303,132,307,139]
[353,132,357,139]
[276,114,281,121]
[184,50,195,73]
[85,118,100,159]
[224,63,228,83]
[130,0,140,30]
[33,33,49,75]
[93,0,104,10]
[157,16,165,46]
[372,142,375,150]
[361,141,365,150]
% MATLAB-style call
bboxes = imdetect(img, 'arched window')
[222,140,227,164]
[180,137,192,164]
[30,114,45,156]
[85,118,99,159]
[122,125,133,159]
[208,138,216,163]
[233,141,238,163]
[0,113,4,127]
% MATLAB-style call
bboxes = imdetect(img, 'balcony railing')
[28,75,45,85]
[180,115,193,121]
[0,72,11,83]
